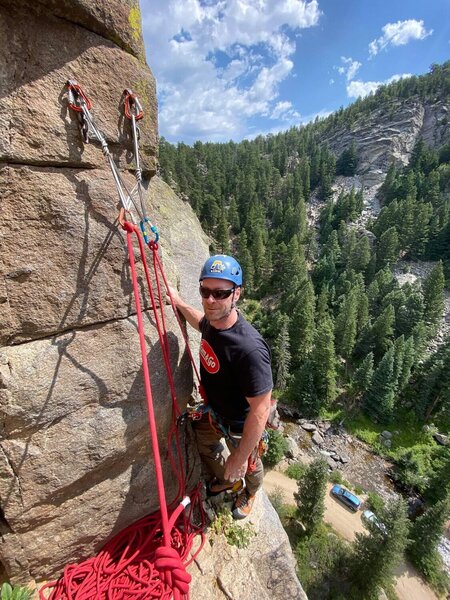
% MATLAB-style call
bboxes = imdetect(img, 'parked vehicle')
[362,509,386,533]
[330,484,361,512]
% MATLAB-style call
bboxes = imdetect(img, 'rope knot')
[121,220,135,233]
[155,546,191,595]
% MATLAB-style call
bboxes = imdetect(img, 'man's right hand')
[166,285,181,307]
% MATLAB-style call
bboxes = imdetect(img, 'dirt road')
[263,470,440,600]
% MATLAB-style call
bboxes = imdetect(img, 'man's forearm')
[223,390,272,481]
[234,403,269,462]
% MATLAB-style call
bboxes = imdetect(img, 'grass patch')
[0,583,34,600]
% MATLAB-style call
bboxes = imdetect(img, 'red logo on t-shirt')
[200,340,220,374]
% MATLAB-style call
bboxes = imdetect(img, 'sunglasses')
[199,286,235,300]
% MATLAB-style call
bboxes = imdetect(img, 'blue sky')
[140,0,449,145]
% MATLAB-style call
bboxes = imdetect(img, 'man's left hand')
[224,452,247,482]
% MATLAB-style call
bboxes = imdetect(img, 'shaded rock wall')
[0,0,209,583]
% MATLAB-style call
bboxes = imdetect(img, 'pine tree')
[289,362,320,417]
[294,458,328,535]
[371,304,395,358]
[335,287,358,364]
[350,499,410,599]
[237,230,254,294]
[392,334,405,392]
[398,336,416,392]
[311,315,337,407]
[353,352,374,394]
[316,285,329,320]
[415,337,450,420]
[407,497,450,585]
[377,226,399,269]
[422,261,445,328]
[348,235,371,274]
[336,141,359,176]
[289,278,316,369]
[363,346,396,423]
[216,208,230,254]
[228,196,240,233]
[274,316,291,392]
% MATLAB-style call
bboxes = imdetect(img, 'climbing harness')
[187,402,269,475]
[40,82,207,600]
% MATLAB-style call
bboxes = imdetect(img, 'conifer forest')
[159,63,450,531]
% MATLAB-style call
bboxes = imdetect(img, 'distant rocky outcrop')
[321,97,449,176]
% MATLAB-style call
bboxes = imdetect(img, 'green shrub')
[353,485,364,496]
[285,462,307,480]
[366,491,385,513]
[328,471,343,484]
[263,429,288,467]
[210,507,254,549]
[0,583,34,600]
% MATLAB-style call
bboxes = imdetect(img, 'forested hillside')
[159,62,450,499]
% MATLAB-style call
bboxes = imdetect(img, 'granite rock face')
[0,0,157,174]
[0,0,207,583]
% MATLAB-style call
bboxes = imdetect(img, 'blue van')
[331,484,361,512]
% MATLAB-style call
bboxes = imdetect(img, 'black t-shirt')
[199,313,273,432]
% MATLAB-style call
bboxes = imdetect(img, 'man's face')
[200,278,241,323]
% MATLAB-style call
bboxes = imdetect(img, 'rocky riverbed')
[276,407,450,574]
[277,410,399,503]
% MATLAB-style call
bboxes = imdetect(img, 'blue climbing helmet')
[199,255,243,286]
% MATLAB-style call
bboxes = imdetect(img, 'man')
[169,255,273,519]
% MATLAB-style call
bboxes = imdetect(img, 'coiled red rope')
[40,218,205,599]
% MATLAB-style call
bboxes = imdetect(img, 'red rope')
[40,221,205,599]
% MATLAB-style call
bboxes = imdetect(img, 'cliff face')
[0,0,208,583]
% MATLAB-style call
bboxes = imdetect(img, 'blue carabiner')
[139,218,159,244]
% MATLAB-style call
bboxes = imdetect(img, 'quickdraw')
[66,79,158,243]
[122,88,159,245]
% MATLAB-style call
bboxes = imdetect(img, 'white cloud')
[369,19,432,57]
[336,56,362,81]
[347,73,412,98]
[140,0,321,142]
[270,101,301,120]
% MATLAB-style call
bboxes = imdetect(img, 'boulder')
[312,431,324,446]
[301,422,317,432]
[284,436,301,460]
[433,433,449,446]
[325,456,338,470]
